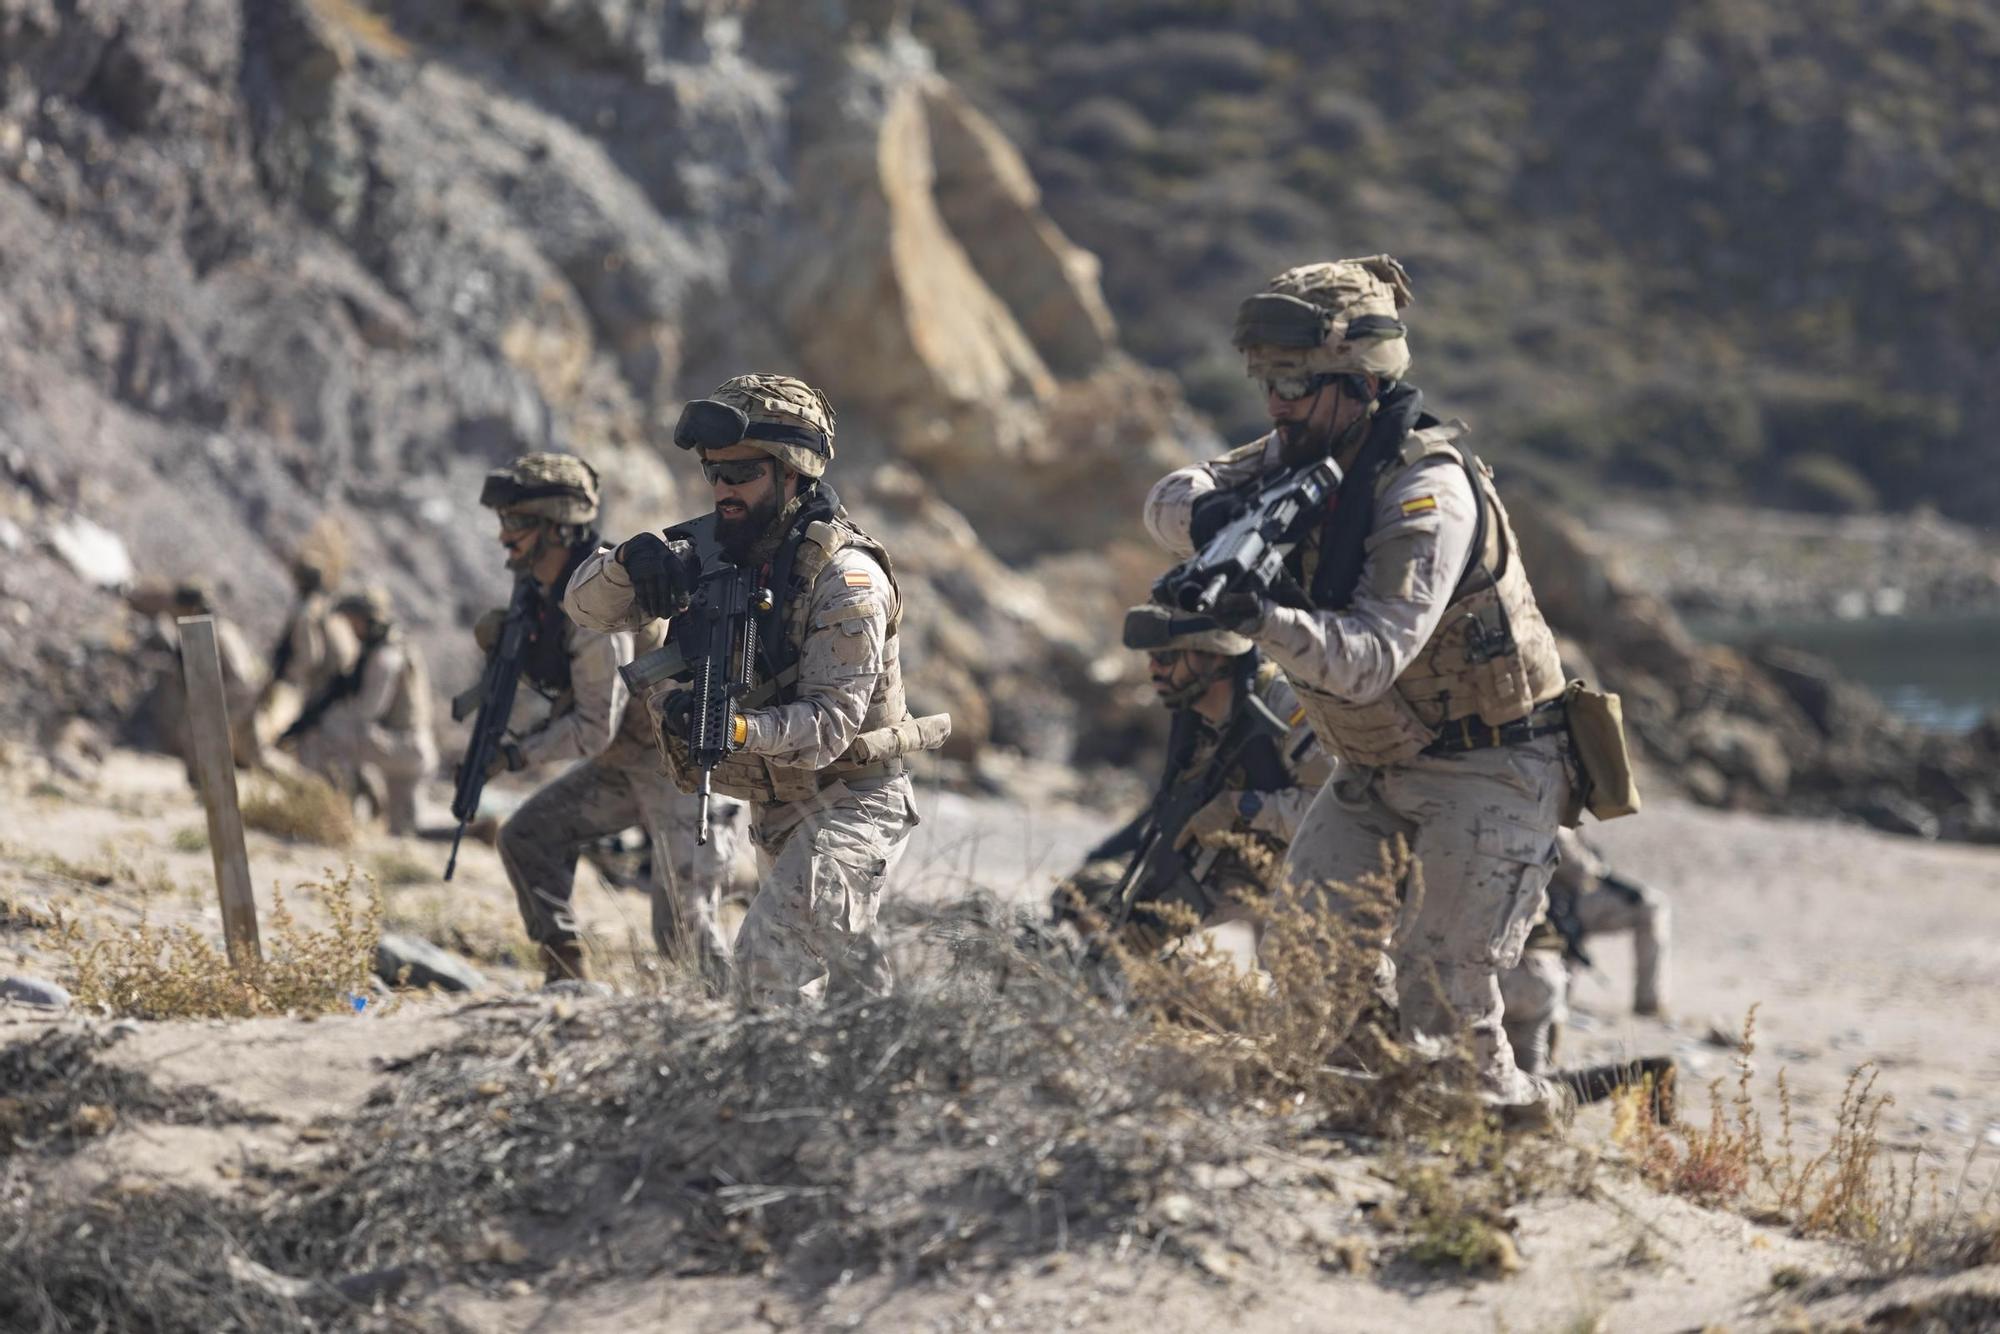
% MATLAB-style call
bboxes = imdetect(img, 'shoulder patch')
[1400,495,1438,516]
[842,570,872,588]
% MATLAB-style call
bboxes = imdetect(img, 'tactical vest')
[660,509,909,805]
[520,540,598,696]
[378,634,432,735]
[1289,423,1566,766]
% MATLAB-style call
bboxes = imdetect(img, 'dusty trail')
[3,751,1999,1331]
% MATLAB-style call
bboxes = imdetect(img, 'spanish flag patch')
[842,571,873,588]
[1400,495,1438,516]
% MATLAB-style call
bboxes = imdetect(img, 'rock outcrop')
[0,0,1209,773]
[1515,500,2000,842]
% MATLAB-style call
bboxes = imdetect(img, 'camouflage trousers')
[1499,947,1569,1076]
[498,755,748,984]
[299,727,432,837]
[736,774,918,1008]
[1283,736,1571,1111]
[1499,873,1672,1076]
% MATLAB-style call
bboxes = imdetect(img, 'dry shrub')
[13,841,184,899]
[1090,833,1482,1139]
[1614,1006,1902,1241]
[1384,1118,1530,1276]
[59,869,382,1020]
[369,849,432,887]
[241,771,355,848]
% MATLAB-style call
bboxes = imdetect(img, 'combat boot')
[541,939,589,986]
[1558,1055,1677,1125]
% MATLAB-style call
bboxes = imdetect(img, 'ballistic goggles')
[1122,605,1226,650]
[673,398,831,460]
[700,457,774,487]
[1233,291,1406,352]
[477,472,594,511]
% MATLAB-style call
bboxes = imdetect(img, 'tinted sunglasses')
[701,457,774,487]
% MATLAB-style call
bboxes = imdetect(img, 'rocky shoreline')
[1589,497,2000,623]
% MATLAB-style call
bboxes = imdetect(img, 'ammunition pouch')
[1562,679,1641,825]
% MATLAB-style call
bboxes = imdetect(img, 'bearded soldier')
[1144,256,1577,1123]
[477,453,745,988]
[566,374,947,1007]
[1056,603,1330,949]
[287,587,434,836]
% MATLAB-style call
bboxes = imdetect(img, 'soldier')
[1056,603,1330,950]
[474,453,745,988]
[1501,828,1672,1074]
[132,581,267,779]
[566,374,947,1007]
[257,547,359,739]
[286,587,434,836]
[1144,256,1579,1124]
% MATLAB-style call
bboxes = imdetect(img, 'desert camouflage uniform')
[567,515,918,1006]
[493,552,747,981]
[1145,257,1576,1116]
[138,594,267,779]
[270,588,358,702]
[1501,828,1671,1073]
[1062,661,1330,949]
[305,618,434,836]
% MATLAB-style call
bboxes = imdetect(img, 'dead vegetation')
[1610,1005,2000,1275]
[239,770,357,848]
[0,1028,260,1161]
[56,869,383,1020]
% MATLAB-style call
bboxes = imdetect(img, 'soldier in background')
[256,537,358,742]
[1502,828,1673,1074]
[566,373,949,1007]
[475,453,744,988]
[131,580,267,780]
[286,587,434,836]
[1055,603,1330,951]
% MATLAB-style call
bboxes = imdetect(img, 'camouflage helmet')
[479,453,600,526]
[673,373,836,478]
[1234,254,1414,384]
[334,586,393,627]
[1121,603,1253,658]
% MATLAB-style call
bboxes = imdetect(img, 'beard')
[715,488,787,563]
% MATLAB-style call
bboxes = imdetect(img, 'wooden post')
[178,615,263,966]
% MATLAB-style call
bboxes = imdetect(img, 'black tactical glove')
[659,689,695,743]
[620,532,699,619]
[480,741,526,781]
[1207,590,1269,637]
[1188,489,1250,548]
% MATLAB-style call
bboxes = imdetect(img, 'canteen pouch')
[1564,679,1640,824]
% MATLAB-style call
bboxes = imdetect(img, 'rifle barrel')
[444,821,467,881]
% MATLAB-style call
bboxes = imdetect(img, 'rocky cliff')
[0,0,1205,770]
[2,0,1990,841]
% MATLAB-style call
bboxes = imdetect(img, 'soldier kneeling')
[1055,603,1330,949]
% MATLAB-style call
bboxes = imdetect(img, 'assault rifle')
[1153,456,1343,615]
[444,577,535,880]
[1105,690,1289,932]
[626,565,771,846]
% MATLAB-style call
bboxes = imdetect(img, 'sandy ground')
[4,748,2000,1330]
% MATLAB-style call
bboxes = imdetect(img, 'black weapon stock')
[444,578,536,880]
[678,566,772,845]
[1153,456,1342,615]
